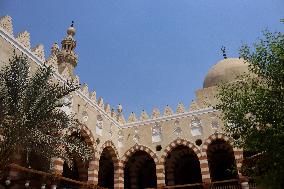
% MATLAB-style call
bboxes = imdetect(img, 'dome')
[203,58,249,88]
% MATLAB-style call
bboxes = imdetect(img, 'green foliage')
[216,31,284,189]
[0,53,93,172]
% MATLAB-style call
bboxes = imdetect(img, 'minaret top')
[67,21,76,37]
[56,21,78,76]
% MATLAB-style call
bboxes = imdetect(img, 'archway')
[124,151,157,189]
[207,139,238,181]
[165,145,202,186]
[60,132,90,187]
[98,147,117,189]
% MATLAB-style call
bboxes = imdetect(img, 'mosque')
[0,15,251,189]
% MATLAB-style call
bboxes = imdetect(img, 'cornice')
[0,27,217,130]
[122,107,216,128]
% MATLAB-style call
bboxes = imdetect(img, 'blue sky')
[1,0,283,117]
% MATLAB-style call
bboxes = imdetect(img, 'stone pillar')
[199,152,211,184]
[87,157,99,185]
[233,147,243,177]
[156,162,165,188]
[114,161,124,189]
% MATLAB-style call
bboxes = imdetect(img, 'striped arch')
[98,140,119,161]
[98,141,121,188]
[121,144,158,166]
[51,124,96,179]
[122,144,158,189]
[201,133,243,182]
[158,139,202,187]
[68,123,96,150]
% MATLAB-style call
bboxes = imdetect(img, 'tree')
[0,53,93,175]
[216,31,284,189]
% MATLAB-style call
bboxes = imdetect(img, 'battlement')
[0,15,215,127]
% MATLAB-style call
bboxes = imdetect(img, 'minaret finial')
[221,46,227,59]
[71,21,74,27]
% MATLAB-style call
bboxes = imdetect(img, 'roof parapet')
[0,15,13,35]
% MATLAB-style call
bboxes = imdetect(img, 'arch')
[121,144,158,168]
[98,141,120,189]
[124,150,157,189]
[98,140,119,162]
[60,125,96,185]
[156,139,202,187]
[161,139,202,186]
[160,138,202,163]
[67,123,96,150]
[121,144,158,189]
[202,133,233,152]
[203,133,240,181]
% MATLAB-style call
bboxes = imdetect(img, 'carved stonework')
[82,110,88,123]
[173,120,182,137]
[32,44,45,61]
[89,91,96,102]
[176,102,185,113]
[16,31,31,49]
[104,103,111,114]
[98,97,104,107]
[152,108,160,118]
[81,83,89,96]
[190,116,202,136]
[152,123,162,143]
[133,127,140,143]
[111,108,116,118]
[140,110,149,121]
[164,105,173,116]
[96,114,103,136]
[189,100,199,111]
[128,112,137,123]
[108,123,113,137]
[117,113,126,124]
[210,114,219,130]
[0,15,13,35]
[118,130,124,148]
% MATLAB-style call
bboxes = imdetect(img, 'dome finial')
[221,46,227,59]
[67,21,76,36]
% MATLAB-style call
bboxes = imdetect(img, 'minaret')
[57,21,78,77]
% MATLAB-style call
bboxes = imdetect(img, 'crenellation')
[127,112,137,123]
[32,44,45,61]
[0,15,13,35]
[45,54,58,72]
[97,97,104,107]
[89,91,97,102]
[176,102,185,113]
[189,100,199,111]
[0,15,248,187]
[16,31,31,49]
[164,105,173,116]
[104,103,111,114]
[81,83,89,96]
[152,108,160,118]
[140,110,149,121]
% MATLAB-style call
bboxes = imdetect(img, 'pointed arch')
[98,141,119,189]
[160,139,202,186]
[121,144,158,166]
[160,138,202,163]
[201,133,243,182]
[67,123,96,150]
[98,140,119,162]
[122,144,158,188]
